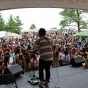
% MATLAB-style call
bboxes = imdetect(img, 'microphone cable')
[50,62,61,88]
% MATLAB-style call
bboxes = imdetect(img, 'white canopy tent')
[0,0,88,10]
[3,33,22,39]
[23,29,34,33]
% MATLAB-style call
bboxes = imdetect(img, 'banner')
[0,0,88,10]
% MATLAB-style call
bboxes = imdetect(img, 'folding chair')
[0,73,18,88]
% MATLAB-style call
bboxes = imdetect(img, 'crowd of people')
[0,29,88,75]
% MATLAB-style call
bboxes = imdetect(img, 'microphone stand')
[28,53,39,85]
[31,57,36,77]
[28,51,39,78]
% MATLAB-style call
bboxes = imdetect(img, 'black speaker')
[4,64,23,75]
[71,57,85,67]
[0,73,18,88]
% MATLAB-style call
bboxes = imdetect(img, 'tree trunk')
[76,9,80,32]
[78,22,80,32]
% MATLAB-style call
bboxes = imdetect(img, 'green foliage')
[5,15,23,34]
[0,13,5,31]
[59,9,88,32]
[0,13,23,34]
[30,24,36,29]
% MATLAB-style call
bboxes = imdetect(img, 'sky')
[0,8,63,31]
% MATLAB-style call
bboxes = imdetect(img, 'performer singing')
[32,28,53,87]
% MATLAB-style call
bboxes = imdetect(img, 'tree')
[59,9,88,32]
[14,16,23,33]
[30,24,36,29]
[0,13,5,31]
[5,15,23,33]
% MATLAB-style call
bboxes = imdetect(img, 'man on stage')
[32,28,53,87]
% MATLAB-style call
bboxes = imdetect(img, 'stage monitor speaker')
[71,57,85,67]
[4,64,23,75]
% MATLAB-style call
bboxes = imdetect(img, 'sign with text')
[0,0,88,10]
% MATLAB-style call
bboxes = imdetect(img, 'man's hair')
[39,28,46,36]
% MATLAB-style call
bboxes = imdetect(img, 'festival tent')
[23,29,34,33]
[3,33,22,39]
[73,32,88,37]
[0,31,7,38]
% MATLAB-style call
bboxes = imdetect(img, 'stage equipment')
[0,73,18,88]
[71,57,85,67]
[4,64,24,76]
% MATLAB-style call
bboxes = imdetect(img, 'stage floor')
[0,65,88,88]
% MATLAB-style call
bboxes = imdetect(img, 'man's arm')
[31,49,38,54]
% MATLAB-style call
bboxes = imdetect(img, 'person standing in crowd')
[32,28,53,87]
